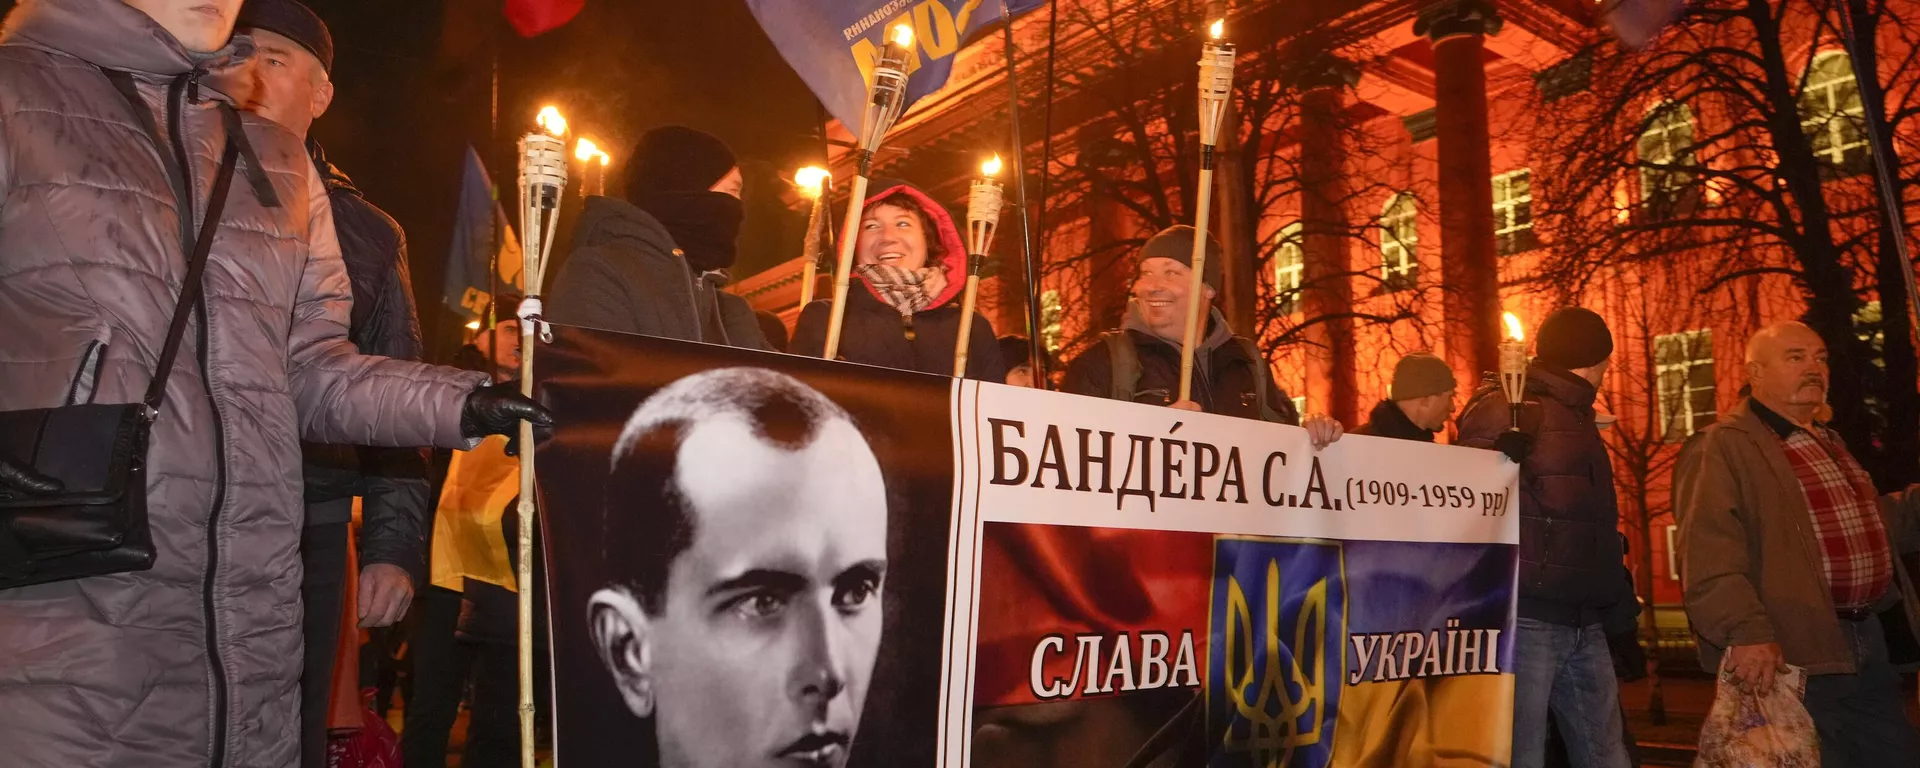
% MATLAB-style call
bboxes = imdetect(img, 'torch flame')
[793,166,831,197]
[1503,312,1525,341]
[891,23,915,49]
[536,106,567,137]
[465,320,482,331]
[573,137,600,162]
[1209,18,1225,39]
[981,154,1003,178]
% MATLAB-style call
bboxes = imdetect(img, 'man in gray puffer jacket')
[0,1,550,765]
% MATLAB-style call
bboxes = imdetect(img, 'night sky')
[0,0,823,358]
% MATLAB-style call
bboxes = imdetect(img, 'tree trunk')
[1844,0,1920,489]
[1216,98,1260,336]
[1749,0,1883,470]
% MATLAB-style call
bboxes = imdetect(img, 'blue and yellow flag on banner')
[747,0,1047,131]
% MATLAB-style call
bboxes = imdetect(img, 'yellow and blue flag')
[746,0,1047,131]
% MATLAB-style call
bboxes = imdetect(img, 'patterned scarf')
[859,263,948,316]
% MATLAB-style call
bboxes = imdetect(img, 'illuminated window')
[1638,102,1697,218]
[1273,222,1303,314]
[1800,51,1871,176]
[1380,193,1418,292]
[1655,329,1715,441]
[1492,169,1536,256]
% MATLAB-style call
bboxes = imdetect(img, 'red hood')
[855,182,969,310]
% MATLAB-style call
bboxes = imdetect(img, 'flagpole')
[999,0,1049,388]
[823,25,915,360]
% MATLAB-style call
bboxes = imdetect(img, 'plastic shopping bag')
[1693,658,1819,768]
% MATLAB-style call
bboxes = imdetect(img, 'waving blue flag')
[747,0,1047,131]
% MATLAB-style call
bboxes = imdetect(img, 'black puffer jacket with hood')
[791,182,1005,381]
[1458,363,1634,626]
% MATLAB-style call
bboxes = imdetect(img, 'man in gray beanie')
[1456,306,1637,768]
[1355,352,1457,441]
[1062,225,1343,448]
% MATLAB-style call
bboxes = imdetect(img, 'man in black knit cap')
[234,2,436,765]
[549,125,770,349]
[1456,307,1637,768]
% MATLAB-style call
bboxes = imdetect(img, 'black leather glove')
[460,381,555,456]
[1492,430,1533,464]
[0,455,62,497]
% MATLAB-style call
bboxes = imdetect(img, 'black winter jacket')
[1353,398,1435,442]
[1061,306,1299,424]
[549,195,770,349]
[1457,363,1633,626]
[789,182,1004,381]
[790,289,1006,381]
[299,143,433,580]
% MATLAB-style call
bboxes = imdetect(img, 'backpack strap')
[1103,331,1142,402]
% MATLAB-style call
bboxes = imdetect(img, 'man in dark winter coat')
[235,3,433,764]
[549,125,769,349]
[789,179,1006,381]
[1355,351,1456,441]
[1457,307,1636,768]
[1063,225,1343,447]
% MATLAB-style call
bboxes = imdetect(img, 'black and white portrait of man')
[586,367,889,768]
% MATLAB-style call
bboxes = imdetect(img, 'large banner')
[537,326,1519,767]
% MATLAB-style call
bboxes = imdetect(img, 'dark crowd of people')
[0,0,1917,767]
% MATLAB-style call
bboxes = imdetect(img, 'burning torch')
[794,166,833,307]
[1177,18,1236,403]
[954,153,1005,378]
[574,137,609,197]
[515,105,569,768]
[1501,312,1528,431]
[823,22,915,360]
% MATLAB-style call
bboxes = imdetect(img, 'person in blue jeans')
[1458,307,1637,768]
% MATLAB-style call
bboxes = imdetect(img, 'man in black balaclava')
[549,125,771,349]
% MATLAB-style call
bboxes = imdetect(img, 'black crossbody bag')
[0,71,248,589]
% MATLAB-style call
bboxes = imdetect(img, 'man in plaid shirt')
[1678,322,1920,767]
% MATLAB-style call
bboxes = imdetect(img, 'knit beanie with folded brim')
[1390,352,1456,401]
[1535,307,1615,370]
[1137,225,1224,291]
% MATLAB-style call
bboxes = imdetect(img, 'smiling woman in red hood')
[791,180,1007,382]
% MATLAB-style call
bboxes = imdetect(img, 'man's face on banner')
[616,414,889,768]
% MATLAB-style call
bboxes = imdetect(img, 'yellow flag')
[429,435,521,592]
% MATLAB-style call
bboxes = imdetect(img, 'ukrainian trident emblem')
[1208,538,1346,768]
